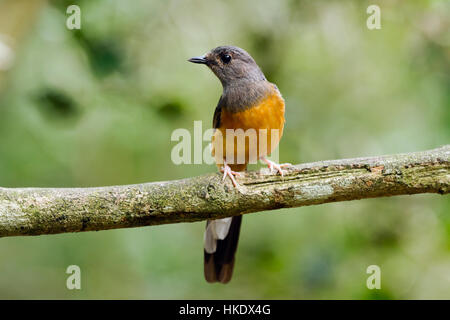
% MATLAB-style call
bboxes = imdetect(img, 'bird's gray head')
[188,46,266,87]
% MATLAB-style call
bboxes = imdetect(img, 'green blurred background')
[0,0,449,299]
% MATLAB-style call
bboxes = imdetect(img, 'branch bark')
[0,145,449,238]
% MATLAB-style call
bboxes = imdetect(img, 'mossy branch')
[0,145,449,238]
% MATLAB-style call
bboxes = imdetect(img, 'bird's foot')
[261,157,291,176]
[220,163,241,187]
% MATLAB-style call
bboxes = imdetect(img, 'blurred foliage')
[0,0,449,299]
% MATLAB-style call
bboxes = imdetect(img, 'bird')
[189,45,289,283]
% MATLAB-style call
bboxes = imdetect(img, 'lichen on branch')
[0,145,448,238]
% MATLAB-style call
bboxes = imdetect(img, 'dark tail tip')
[204,215,242,284]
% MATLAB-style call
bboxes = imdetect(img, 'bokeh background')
[0,0,449,299]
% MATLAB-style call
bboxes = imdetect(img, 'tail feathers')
[204,216,242,284]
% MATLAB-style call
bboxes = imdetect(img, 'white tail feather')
[204,217,233,254]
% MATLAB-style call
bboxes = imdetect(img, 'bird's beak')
[188,55,208,64]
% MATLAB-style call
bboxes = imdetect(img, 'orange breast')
[212,89,285,171]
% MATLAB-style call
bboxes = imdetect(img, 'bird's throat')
[221,80,274,113]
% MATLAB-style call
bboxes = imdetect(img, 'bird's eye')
[221,54,232,64]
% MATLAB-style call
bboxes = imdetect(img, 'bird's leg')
[220,161,241,187]
[261,156,291,176]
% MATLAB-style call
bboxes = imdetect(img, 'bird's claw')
[220,165,241,187]
[262,158,291,176]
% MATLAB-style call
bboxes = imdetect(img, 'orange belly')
[212,90,285,171]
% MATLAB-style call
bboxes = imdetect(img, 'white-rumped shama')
[189,46,289,283]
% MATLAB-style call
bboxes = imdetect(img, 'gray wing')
[212,96,224,129]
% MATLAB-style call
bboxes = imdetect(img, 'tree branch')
[0,145,448,238]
